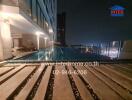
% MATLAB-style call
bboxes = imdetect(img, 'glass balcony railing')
[1,0,49,33]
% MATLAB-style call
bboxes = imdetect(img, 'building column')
[13,38,20,48]
[0,18,12,60]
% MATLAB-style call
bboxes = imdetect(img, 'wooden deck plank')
[87,66,132,100]
[53,66,75,100]
[98,65,132,92]
[106,64,132,79]
[33,66,52,100]
[15,64,45,100]
[118,64,132,71]
[75,66,122,100]
[0,63,131,100]
[0,66,35,99]
[106,64,132,81]
[67,66,93,100]
[0,65,25,83]
[0,67,14,76]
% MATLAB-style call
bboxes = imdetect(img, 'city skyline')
[58,0,132,45]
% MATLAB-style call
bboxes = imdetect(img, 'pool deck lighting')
[35,31,43,50]
[44,37,48,48]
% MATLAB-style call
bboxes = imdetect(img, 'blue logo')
[110,5,125,17]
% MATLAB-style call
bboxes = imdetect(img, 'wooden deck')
[0,63,132,100]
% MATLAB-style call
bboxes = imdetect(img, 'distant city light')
[112,41,116,46]
[101,48,119,59]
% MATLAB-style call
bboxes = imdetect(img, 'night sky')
[58,0,132,45]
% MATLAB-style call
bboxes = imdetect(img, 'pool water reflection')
[15,47,110,61]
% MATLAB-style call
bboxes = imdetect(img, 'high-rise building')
[0,0,57,60]
[57,12,66,46]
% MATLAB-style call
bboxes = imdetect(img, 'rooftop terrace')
[0,62,132,100]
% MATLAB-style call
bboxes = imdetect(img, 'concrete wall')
[22,34,37,49]
[119,40,132,59]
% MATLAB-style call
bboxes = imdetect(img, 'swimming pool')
[12,47,110,62]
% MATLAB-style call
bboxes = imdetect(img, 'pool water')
[14,47,110,61]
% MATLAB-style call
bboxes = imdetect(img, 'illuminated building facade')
[0,0,57,60]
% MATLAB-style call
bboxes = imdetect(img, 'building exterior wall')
[119,40,132,59]
[0,0,57,60]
